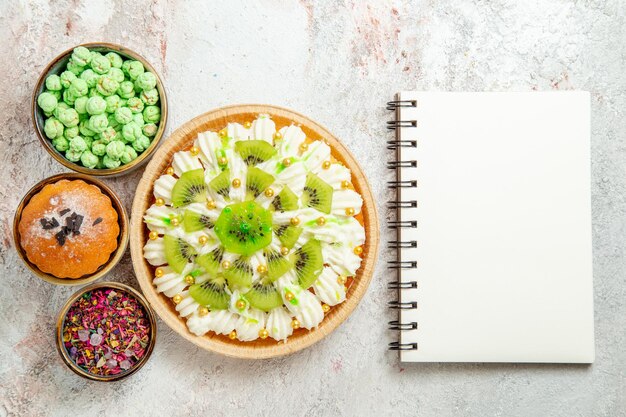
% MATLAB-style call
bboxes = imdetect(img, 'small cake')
[19,179,120,278]
[143,114,366,343]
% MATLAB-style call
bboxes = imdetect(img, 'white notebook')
[388,92,594,363]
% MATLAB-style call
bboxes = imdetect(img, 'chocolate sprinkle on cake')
[93,217,103,226]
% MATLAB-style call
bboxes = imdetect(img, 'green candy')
[103,155,121,169]
[120,145,138,164]
[65,149,83,162]
[74,96,88,114]
[140,88,159,105]
[127,97,144,113]
[104,95,121,113]
[62,89,76,106]
[58,108,79,127]
[91,54,111,74]
[96,76,119,96]
[68,78,88,97]
[122,121,141,142]
[59,71,77,89]
[88,88,102,98]
[106,140,125,159]
[37,92,58,113]
[143,105,161,123]
[132,135,151,152]
[53,102,69,119]
[114,107,133,124]
[82,135,93,149]
[69,136,87,152]
[142,123,158,137]
[106,52,123,69]
[79,119,96,137]
[107,114,120,130]
[135,72,157,91]
[64,126,79,139]
[80,69,99,88]
[80,150,99,168]
[45,118,64,139]
[108,67,125,83]
[66,60,84,75]
[99,127,117,144]
[127,61,144,80]
[89,114,109,133]
[132,113,145,127]
[117,80,135,99]
[52,136,69,152]
[45,74,62,91]
[71,47,92,67]
[86,96,107,115]
[47,89,62,100]
[91,140,106,156]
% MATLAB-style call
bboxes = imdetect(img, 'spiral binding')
[387,98,419,352]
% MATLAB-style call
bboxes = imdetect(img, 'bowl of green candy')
[32,43,168,176]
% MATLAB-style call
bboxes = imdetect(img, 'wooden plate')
[130,104,379,358]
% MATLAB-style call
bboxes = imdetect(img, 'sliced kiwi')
[163,235,197,273]
[214,201,273,255]
[209,169,231,199]
[171,169,208,207]
[183,209,214,232]
[195,246,224,276]
[301,172,333,214]
[265,249,292,281]
[188,276,230,309]
[270,186,299,212]
[291,239,323,289]
[273,224,303,249]
[245,281,282,312]
[246,167,274,199]
[235,140,277,165]
[223,257,253,288]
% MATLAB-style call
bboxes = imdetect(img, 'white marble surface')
[1,1,625,416]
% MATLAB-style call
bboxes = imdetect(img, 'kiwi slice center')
[214,201,273,255]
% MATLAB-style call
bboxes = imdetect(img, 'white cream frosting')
[153,174,177,202]
[313,267,346,306]
[266,307,293,341]
[143,237,166,266]
[235,308,266,341]
[172,151,203,177]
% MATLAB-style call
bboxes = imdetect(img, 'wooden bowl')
[55,281,157,381]
[130,105,379,358]
[13,173,129,286]
[32,42,168,177]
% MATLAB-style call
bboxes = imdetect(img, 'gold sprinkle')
[337,276,347,285]
[155,268,164,278]
[218,156,228,165]
[228,330,237,340]
[322,304,330,313]
[322,161,331,169]
[316,217,326,226]
[259,328,269,339]
[235,300,246,310]
[285,291,294,302]
[290,217,300,226]
[198,235,209,245]
[198,307,209,317]
[173,294,183,304]
[282,157,292,167]
[354,246,363,255]
[155,198,165,206]
[149,231,159,240]
[341,180,351,189]
[299,142,309,152]
[166,167,174,176]
[170,218,180,227]
[232,178,241,188]
[244,121,252,129]
[221,260,231,270]
[206,200,216,209]
[190,146,199,156]
[184,275,195,285]
[257,265,268,274]
[280,246,290,256]
[345,207,355,216]
[219,129,227,138]
[273,131,282,140]
[264,188,274,197]
[291,319,300,329]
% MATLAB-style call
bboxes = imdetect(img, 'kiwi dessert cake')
[143,114,365,342]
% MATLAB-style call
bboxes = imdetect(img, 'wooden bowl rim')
[31,42,168,177]
[13,173,129,286]
[130,104,379,359]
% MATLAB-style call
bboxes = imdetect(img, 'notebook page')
[397,92,594,363]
